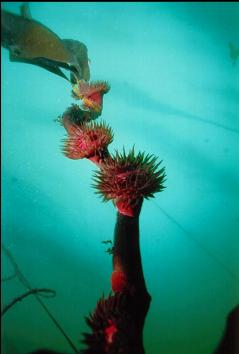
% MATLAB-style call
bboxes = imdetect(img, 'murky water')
[1,2,239,353]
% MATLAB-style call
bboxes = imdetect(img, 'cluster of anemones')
[59,79,166,215]
[72,80,110,118]
[59,80,113,165]
[62,121,113,165]
[59,73,167,354]
[93,147,166,217]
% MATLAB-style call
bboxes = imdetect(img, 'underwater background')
[1,2,239,353]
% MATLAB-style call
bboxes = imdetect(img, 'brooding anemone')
[62,121,113,164]
[81,292,136,354]
[58,104,93,134]
[93,148,166,217]
[72,80,110,118]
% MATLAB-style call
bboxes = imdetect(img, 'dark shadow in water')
[229,42,239,66]
[111,80,239,134]
[190,81,239,105]
[1,244,78,353]
[153,201,239,284]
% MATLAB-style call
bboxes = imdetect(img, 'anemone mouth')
[62,121,113,160]
[71,80,110,116]
[93,147,166,205]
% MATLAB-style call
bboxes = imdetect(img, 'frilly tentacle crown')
[93,147,166,217]
[62,121,113,165]
[72,80,110,119]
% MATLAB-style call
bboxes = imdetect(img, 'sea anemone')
[93,147,166,217]
[62,121,113,164]
[81,292,136,354]
[72,80,110,117]
[57,104,93,134]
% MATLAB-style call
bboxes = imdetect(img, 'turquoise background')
[1,2,239,353]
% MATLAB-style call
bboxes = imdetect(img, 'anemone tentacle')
[62,121,113,161]
[92,147,166,215]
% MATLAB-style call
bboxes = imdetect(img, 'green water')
[1,2,239,353]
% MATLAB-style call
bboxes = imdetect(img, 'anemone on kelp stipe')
[62,121,113,164]
[81,292,135,354]
[93,147,166,217]
[72,80,110,118]
[58,104,94,134]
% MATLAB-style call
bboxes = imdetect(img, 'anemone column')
[81,203,152,354]
[111,204,151,353]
